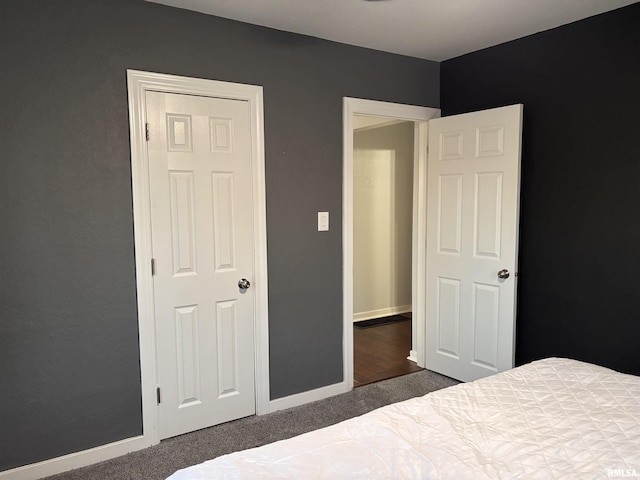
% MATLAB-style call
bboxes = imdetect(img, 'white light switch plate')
[318,211,329,231]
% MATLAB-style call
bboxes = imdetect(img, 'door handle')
[497,269,510,279]
[238,278,251,290]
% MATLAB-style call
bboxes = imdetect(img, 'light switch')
[318,211,329,231]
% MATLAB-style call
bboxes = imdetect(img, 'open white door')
[425,104,523,382]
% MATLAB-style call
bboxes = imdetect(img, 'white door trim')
[127,69,270,448]
[343,98,440,389]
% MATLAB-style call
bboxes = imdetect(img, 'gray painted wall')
[0,0,439,470]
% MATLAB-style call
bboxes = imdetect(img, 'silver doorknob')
[238,278,251,289]
[497,269,510,279]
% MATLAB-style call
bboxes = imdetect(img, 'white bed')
[167,358,640,479]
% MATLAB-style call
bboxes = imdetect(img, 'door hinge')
[156,387,161,405]
[151,258,156,276]
[145,122,150,141]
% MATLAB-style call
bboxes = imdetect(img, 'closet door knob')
[497,269,510,279]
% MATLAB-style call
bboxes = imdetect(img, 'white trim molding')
[412,120,431,368]
[343,98,440,390]
[0,436,148,480]
[268,381,348,413]
[353,305,411,323]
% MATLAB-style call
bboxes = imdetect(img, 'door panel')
[146,91,256,439]
[426,104,523,382]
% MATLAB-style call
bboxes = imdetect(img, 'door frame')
[343,98,439,389]
[127,69,270,446]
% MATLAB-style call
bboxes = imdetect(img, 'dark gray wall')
[0,0,439,470]
[441,3,640,377]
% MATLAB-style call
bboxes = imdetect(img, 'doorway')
[342,98,440,390]
[344,101,522,389]
[352,117,419,386]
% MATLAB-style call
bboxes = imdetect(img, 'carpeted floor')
[44,370,458,480]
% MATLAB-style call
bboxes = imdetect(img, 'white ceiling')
[145,0,637,61]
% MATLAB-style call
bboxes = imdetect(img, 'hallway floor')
[353,316,424,387]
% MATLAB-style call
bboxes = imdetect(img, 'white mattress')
[167,358,640,479]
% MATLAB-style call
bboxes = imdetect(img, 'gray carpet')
[43,370,458,480]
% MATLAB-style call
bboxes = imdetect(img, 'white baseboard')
[0,435,152,480]
[407,350,418,363]
[352,305,411,323]
[4,380,350,479]
[268,380,349,413]
[4,382,352,479]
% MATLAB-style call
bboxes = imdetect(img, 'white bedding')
[168,358,640,479]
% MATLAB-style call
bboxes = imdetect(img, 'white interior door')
[426,104,523,382]
[146,90,256,439]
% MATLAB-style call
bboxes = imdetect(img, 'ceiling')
[145,0,637,61]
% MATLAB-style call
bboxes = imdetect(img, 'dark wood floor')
[353,317,424,387]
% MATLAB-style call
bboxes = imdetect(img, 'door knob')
[497,269,510,279]
[238,278,251,290]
